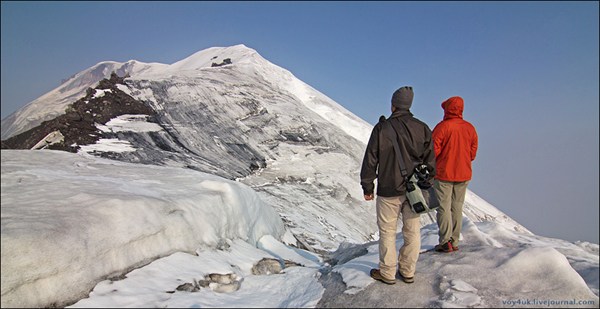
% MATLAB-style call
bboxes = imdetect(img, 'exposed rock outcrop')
[1,72,154,152]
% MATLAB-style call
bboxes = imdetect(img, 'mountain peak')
[167,44,261,72]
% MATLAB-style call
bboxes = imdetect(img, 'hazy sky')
[1,1,598,243]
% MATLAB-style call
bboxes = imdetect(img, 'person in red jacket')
[432,96,478,252]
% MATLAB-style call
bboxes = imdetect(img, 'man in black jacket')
[360,86,435,284]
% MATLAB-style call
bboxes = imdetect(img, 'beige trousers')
[435,180,469,247]
[376,195,421,279]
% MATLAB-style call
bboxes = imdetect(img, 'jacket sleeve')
[360,124,380,195]
[431,123,445,158]
[470,125,478,161]
[423,125,436,178]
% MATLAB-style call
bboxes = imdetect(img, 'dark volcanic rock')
[211,58,233,67]
[1,72,155,152]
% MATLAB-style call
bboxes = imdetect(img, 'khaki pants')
[376,195,421,279]
[435,180,469,247]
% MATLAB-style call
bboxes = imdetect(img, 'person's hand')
[364,194,374,201]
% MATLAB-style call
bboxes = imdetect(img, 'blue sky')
[1,1,598,243]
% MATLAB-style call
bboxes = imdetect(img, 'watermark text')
[502,298,596,307]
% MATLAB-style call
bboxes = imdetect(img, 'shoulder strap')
[383,120,408,179]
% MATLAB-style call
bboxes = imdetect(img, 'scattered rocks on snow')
[175,280,201,292]
[251,256,303,276]
[252,257,283,275]
[169,256,304,295]
[216,239,231,251]
[202,273,241,293]
[205,273,238,285]
[173,273,241,294]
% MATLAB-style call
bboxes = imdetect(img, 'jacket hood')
[442,96,464,120]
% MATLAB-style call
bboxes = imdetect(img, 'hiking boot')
[449,238,459,251]
[370,269,396,285]
[435,241,454,253]
[397,271,415,284]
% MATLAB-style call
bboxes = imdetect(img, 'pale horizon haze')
[1,1,598,244]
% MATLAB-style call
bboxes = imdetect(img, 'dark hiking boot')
[397,271,415,284]
[435,241,454,253]
[370,269,396,285]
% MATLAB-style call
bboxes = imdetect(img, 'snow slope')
[1,149,597,308]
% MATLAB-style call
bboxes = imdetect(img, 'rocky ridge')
[1,73,155,153]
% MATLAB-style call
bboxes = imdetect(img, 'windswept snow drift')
[0,149,286,308]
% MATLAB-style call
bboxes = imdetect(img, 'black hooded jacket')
[360,110,436,197]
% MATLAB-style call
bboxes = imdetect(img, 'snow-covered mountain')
[3,45,591,308]
[0,44,528,254]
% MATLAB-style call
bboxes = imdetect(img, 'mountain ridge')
[1,44,529,252]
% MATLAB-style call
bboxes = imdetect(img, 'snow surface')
[92,88,113,98]
[79,114,165,154]
[1,149,598,308]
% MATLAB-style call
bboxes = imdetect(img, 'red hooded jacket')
[432,96,478,182]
